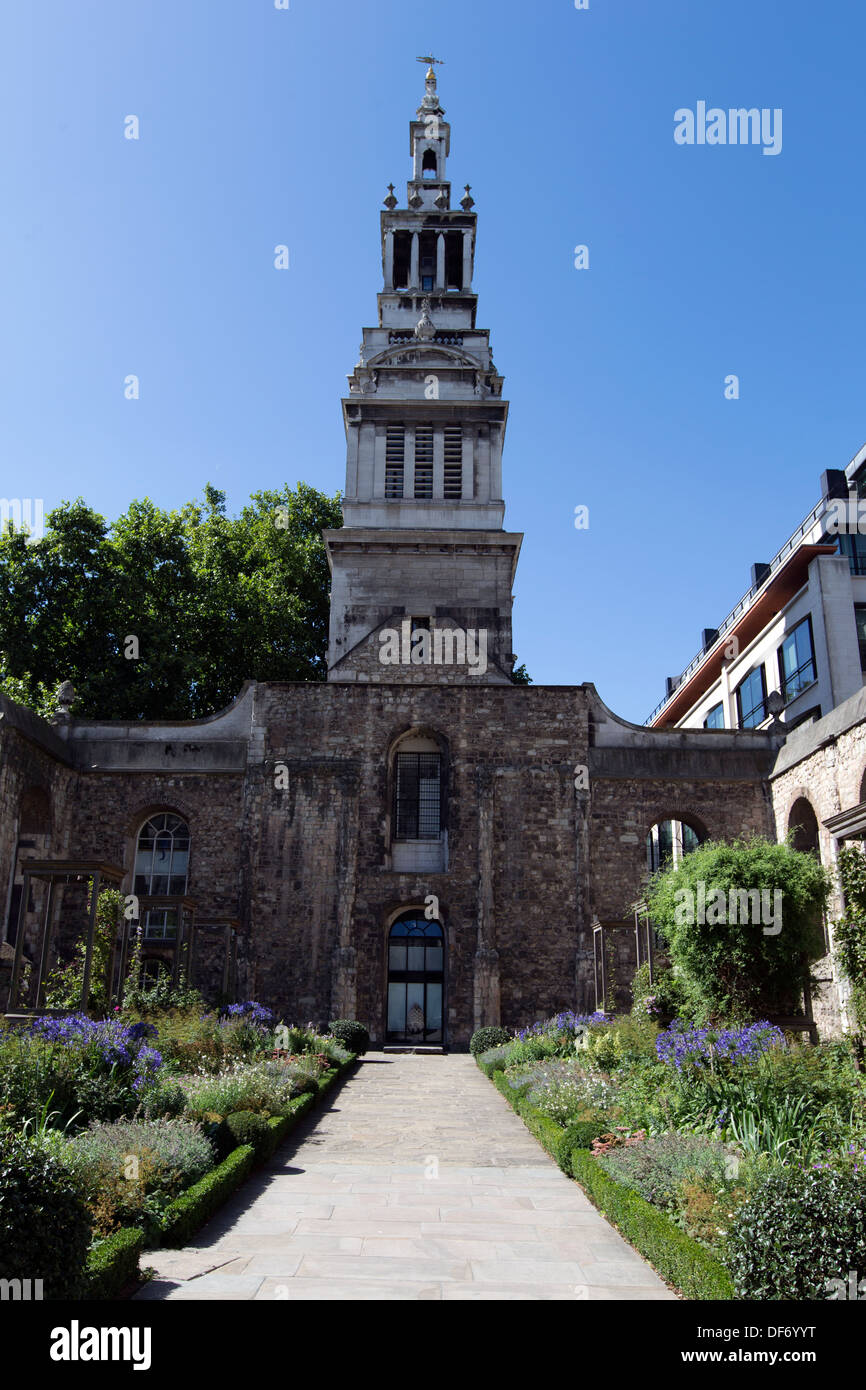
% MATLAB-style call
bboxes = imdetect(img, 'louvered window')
[444,426,462,499]
[413,424,434,499]
[385,425,405,498]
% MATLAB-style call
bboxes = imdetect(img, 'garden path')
[136,1053,676,1301]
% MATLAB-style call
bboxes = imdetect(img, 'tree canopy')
[643,835,830,1024]
[0,483,342,720]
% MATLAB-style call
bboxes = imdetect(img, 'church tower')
[324,60,522,684]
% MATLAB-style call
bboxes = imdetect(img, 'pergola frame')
[7,860,125,1014]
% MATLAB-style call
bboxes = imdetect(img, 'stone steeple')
[324,62,522,684]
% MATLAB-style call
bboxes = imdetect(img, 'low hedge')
[160,1144,256,1248]
[85,1227,145,1300]
[483,1057,734,1300]
[159,1062,350,1246]
[260,1092,316,1162]
[569,1150,735,1301]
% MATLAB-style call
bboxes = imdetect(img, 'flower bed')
[0,1001,362,1298]
[473,1009,866,1300]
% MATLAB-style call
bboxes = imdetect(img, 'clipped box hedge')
[160,1143,256,1248]
[85,1227,146,1300]
[568,1151,734,1299]
[482,1057,734,1301]
[159,1062,350,1247]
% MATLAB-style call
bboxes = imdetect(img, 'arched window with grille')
[133,813,190,940]
[390,732,447,873]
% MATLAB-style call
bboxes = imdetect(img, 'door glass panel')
[386,913,445,1042]
[426,983,442,1031]
[388,983,406,1033]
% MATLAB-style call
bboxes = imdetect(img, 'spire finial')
[416,55,445,113]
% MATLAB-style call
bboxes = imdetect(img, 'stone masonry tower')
[324,61,522,684]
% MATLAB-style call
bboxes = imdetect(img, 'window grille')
[395,752,441,839]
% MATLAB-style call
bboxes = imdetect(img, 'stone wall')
[770,685,866,1036]
[1,681,784,1045]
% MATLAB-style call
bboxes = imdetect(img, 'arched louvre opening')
[386,911,445,1045]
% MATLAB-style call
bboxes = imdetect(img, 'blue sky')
[1,1,864,721]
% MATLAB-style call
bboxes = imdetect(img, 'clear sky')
[1,1,864,722]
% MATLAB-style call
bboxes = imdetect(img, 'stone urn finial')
[414,297,435,341]
[54,680,76,722]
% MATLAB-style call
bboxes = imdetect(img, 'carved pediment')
[364,343,482,371]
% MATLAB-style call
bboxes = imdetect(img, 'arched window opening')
[134,813,190,940]
[390,732,447,873]
[394,735,442,841]
[788,797,820,859]
[422,148,437,178]
[647,818,706,875]
[386,911,444,1045]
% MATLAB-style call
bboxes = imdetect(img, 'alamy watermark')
[379,620,488,675]
[674,103,782,157]
[674,881,783,935]
[0,498,44,540]
[825,1270,866,1300]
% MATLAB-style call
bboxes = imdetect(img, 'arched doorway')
[386,910,445,1045]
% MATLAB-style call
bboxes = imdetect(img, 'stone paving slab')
[136,1053,676,1302]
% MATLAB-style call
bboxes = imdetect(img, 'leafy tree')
[510,662,532,685]
[0,482,342,719]
[643,836,830,1025]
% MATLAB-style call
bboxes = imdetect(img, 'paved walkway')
[136,1053,675,1301]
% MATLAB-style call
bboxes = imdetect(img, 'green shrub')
[224,1109,270,1158]
[133,1079,187,1120]
[469,1026,512,1056]
[182,1058,320,1119]
[556,1113,612,1171]
[0,1131,92,1299]
[160,1144,256,1247]
[832,843,866,1040]
[476,1042,518,1075]
[631,961,687,1022]
[327,1020,369,1055]
[644,835,830,1024]
[515,1062,617,1126]
[85,1227,145,1300]
[596,1132,729,1209]
[66,1116,216,1237]
[726,1163,866,1299]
